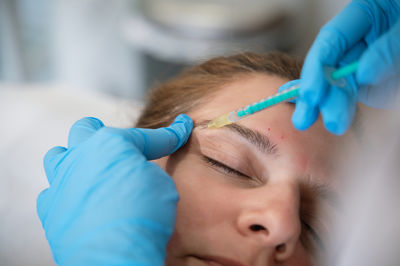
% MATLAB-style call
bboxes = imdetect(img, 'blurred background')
[0,0,350,265]
[0,0,349,98]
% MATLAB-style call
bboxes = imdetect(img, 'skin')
[154,74,358,266]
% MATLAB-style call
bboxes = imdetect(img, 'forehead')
[188,74,356,183]
[189,73,340,140]
[189,73,303,136]
[192,74,288,122]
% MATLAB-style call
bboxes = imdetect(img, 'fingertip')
[324,121,347,135]
[133,114,194,160]
[43,146,67,184]
[323,109,352,135]
[74,117,105,128]
[169,114,193,149]
[44,146,67,162]
[292,107,306,131]
[173,114,193,133]
[320,86,356,135]
[291,100,319,131]
[44,146,66,167]
[68,117,104,148]
[36,188,49,222]
[322,102,355,135]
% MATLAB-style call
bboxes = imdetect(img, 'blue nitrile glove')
[37,114,193,266]
[278,79,300,104]
[294,0,400,135]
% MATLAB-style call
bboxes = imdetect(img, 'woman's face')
[155,74,357,266]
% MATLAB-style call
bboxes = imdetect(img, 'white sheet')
[0,84,142,266]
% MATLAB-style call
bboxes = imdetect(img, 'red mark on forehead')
[280,135,284,140]
[267,128,271,131]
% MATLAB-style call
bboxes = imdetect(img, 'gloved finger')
[339,41,366,66]
[320,84,357,135]
[43,146,67,184]
[300,1,372,106]
[277,79,300,103]
[295,42,363,133]
[291,99,319,131]
[127,114,193,160]
[68,117,105,148]
[36,189,49,223]
[357,19,400,86]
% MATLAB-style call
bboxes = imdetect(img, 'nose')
[236,181,301,262]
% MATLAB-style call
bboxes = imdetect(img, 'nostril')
[275,243,291,262]
[249,224,266,232]
[276,243,286,253]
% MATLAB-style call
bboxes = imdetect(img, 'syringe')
[208,61,360,128]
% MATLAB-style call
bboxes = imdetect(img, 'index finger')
[301,0,372,106]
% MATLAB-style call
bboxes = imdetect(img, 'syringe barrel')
[236,85,299,118]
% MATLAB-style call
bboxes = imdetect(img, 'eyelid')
[300,206,325,253]
[202,156,250,179]
[203,150,324,251]
[204,155,324,251]
[300,219,325,252]
[299,181,331,252]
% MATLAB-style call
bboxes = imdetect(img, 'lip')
[194,255,246,266]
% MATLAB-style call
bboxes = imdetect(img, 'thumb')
[68,117,105,148]
[357,19,400,86]
[127,114,193,160]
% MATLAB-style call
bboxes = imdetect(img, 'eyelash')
[301,219,324,252]
[202,156,250,179]
[204,156,323,251]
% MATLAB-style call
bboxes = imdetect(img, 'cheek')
[166,151,242,233]
[165,153,243,255]
[168,153,231,220]
[285,242,315,266]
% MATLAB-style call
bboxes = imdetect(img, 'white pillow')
[0,85,142,266]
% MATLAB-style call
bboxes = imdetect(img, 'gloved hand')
[278,79,300,104]
[293,0,400,135]
[37,114,193,265]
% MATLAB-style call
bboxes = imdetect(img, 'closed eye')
[202,156,250,179]
[300,219,325,252]
[300,181,330,253]
[204,156,324,251]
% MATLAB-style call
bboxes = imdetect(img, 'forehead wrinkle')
[194,120,278,156]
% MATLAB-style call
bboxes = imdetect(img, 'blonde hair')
[136,51,303,128]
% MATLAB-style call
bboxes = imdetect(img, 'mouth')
[193,255,246,266]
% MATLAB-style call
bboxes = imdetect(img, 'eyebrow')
[195,120,278,156]
[196,120,340,208]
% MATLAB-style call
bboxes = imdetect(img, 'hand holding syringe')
[208,61,360,129]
